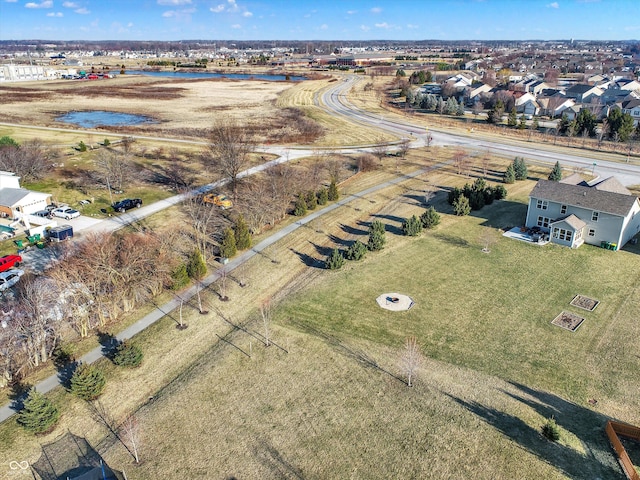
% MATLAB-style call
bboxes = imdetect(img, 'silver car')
[0,269,24,291]
[51,207,80,220]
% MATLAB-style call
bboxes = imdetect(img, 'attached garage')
[0,188,52,218]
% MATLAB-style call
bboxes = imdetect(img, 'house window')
[592,211,599,222]
[537,199,548,210]
[560,205,567,214]
[588,229,596,237]
[537,216,550,228]
[553,228,573,242]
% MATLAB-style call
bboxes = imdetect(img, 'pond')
[56,111,156,128]
[125,70,306,81]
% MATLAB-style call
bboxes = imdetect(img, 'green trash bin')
[14,239,23,248]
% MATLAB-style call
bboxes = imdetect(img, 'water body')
[126,70,306,82]
[56,111,155,128]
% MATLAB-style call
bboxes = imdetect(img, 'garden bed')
[570,294,599,312]
[551,311,585,332]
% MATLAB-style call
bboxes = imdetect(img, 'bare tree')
[452,149,469,176]
[400,336,423,387]
[480,229,498,253]
[120,414,142,464]
[396,138,410,172]
[207,116,255,199]
[481,151,491,178]
[95,150,128,204]
[372,137,389,165]
[219,268,229,301]
[0,138,51,181]
[260,298,272,347]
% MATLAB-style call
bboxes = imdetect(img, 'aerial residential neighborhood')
[1,1,640,479]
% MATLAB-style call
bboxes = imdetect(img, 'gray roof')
[530,179,638,217]
[551,214,586,231]
[0,188,30,207]
[592,176,632,195]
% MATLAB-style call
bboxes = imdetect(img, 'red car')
[0,254,22,273]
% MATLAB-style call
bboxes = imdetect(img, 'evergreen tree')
[557,113,570,135]
[452,195,471,216]
[395,69,406,77]
[345,241,368,261]
[234,214,252,250]
[532,117,540,130]
[0,136,19,147]
[607,108,635,142]
[293,192,308,216]
[487,100,505,124]
[575,109,597,137]
[513,157,528,180]
[220,227,237,259]
[402,215,423,236]
[317,188,328,205]
[186,249,207,280]
[548,161,563,181]
[367,220,386,251]
[70,363,106,401]
[492,185,508,200]
[78,141,87,152]
[325,248,344,270]
[448,186,463,205]
[113,341,144,368]
[518,115,527,130]
[17,388,60,434]
[503,164,516,184]
[507,108,517,127]
[455,100,465,116]
[327,179,340,201]
[171,263,189,290]
[420,207,441,229]
[306,190,317,210]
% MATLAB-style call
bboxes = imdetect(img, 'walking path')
[0,165,433,423]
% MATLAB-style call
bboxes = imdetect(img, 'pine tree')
[532,117,540,130]
[186,249,207,280]
[17,388,60,434]
[234,214,252,250]
[171,263,189,289]
[503,164,516,184]
[327,179,340,201]
[508,108,517,127]
[518,115,527,130]
[220,227,237,259]
[325,248,344,270]
[513,157,528,180]
[548,161,563,181]
[317,188,328,205]
[293,192,308,216]
[452,195,471,216]
[345,241,368,261]
[402,215,423,236]
[113,341,144,368]
[306,190,317,210]
[70,363,106,401]
[367,220,386,251]
[420,207,441,229]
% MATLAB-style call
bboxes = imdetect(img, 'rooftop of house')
[530,176,637,217]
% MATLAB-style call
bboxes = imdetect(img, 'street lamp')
[591,162,597,176]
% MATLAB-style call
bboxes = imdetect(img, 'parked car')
[0,254,22,273]
[112,198,143,213]
[0,269,24,291]
[51,207,80,220]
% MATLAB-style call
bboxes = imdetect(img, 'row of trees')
[448,178,508,215]
[326,220,386,270]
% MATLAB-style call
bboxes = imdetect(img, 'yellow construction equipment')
[202,193,232,209]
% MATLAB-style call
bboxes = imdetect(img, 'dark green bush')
[70,363,106,401]
[113,341,144,368]
[542,417,561,442]
[17,388,60,434]
[306,190,317,210]
[234,214,252,250]
[293,193,307,216]
[326,248,344,270]
[186,249,207,280]
[317,188,328,205]
[402,215,423,236]
[420,207,441,229]
[367,220,386,251]
[345,241,367,261]
[171,263,189,290]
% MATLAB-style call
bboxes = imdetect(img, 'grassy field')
[1,152,637,479]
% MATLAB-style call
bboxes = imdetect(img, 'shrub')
[325,248,344,270]
[70,363,106,401]
[452,195,471,216]
[513,157,528,180]
[306,190,317,210]
[402,215,423,236]
[103,138,110,147]
[345,240,368,261]
[420,207,441,229]
[493,185,508,200]
[78,141,87,152]
[503,164,516,184]
[186,249,207,280]
[54,342,76,364]
[234,214,252,250]
[328,179,340,201]
[367,220,386,251]
[447,186,463,205]
[542,417,561,442]
[293,192,307,216]
[171,263,189,290]
[17,388,60,434]
[113,341,144,368]
[548,161,562,181]
[317,188,328,205]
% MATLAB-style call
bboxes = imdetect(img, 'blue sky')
[1,0,638,42]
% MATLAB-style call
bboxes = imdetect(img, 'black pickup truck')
[112,198,143,213]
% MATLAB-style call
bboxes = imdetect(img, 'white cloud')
[347,10,357,15]
[319,23,328,30]
[62,1,78,7]
[210,0,252,17]
[210,4,224,12]
[242,10,252,17]
[25,0,53,8]
[157,0,192,4]
[46,11,63,16]
[371,7,382,13]
[5,0,19,3]
[407,23,418,29]
[162,10,176,17]
[75,7,90,14]
[374,22,389,28]
[547,2,559,7]
[360,25,370,32]
[231,23,241,29]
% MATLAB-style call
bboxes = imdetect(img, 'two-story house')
[524,174,640,250]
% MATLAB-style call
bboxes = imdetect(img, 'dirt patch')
[570,294,599,311]
[551,311,585,332]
